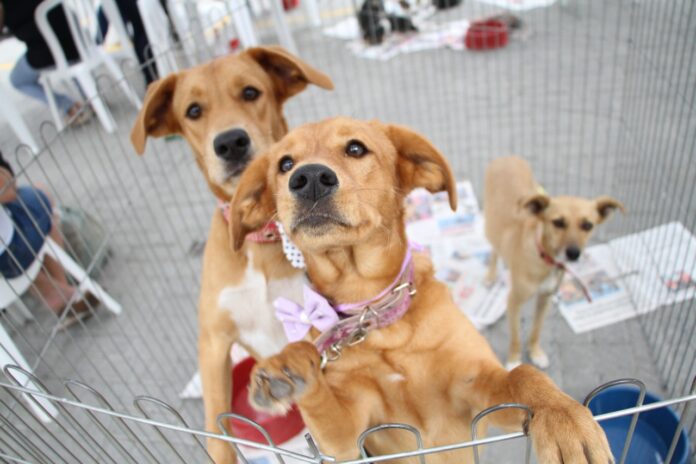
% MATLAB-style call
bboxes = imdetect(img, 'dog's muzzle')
[565,245,581,261]
[289,164,339,203]
[213,128,252,173]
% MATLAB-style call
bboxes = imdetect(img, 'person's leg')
[31,265,75,314]
[10,55,75,115]
[14,185,76,313]
[26,185,70,286]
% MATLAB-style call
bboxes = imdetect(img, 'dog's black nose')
[565,246,581,261]
[213,129,251,161]
[289,164,338,202]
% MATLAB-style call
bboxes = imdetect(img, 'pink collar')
[217,199,281,244]
[273,245,418,368]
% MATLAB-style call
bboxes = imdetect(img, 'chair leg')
[0,103,39,153]
[0,322,59,422]
[268,0,297,54]
[44,238,122,315]
[303,0,321,27]
[74,69,116,133]
[41,76,65,132]
[101,52,142,110]
[13,298,35,324]
[229,0,259,48]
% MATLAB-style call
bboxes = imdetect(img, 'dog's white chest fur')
[538,266,564,295]
[217,257,303,358]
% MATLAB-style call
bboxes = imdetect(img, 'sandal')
[64,103,93,127]
[58,291,100,330]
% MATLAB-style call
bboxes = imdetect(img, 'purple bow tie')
[274,286,340,342]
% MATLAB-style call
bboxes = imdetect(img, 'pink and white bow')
[274,286,340,342]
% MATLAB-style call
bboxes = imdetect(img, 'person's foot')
[64,102,93,127]
[42,283,77,314]
[58,291,100,330]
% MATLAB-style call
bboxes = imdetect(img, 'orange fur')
[230,119,613,463]
[484,156,624,369]
[130,47,332,464]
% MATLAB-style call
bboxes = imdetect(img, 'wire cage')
[0,0,695,462]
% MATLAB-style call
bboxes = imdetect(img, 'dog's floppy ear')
[245,46,334,102]
[385,124,458,211]
[522,194,550,216]
[130,74,180,154]
[229,156,275,251]
[595,196,625,222]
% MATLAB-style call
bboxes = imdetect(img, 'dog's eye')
[552,218,567,229]
[345,140,368,158]
[580,220,594,231]
[186,103,202,120]
[242,86,261,102]
[279,155,294,173]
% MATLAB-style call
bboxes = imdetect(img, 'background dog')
[230,118,612,463]
[484,155,624,370]
[130,46,333,464]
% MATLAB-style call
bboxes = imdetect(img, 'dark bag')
[58,206,112,277]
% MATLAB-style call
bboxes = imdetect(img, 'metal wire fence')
[0,0,694,462]
[1,367,694,463]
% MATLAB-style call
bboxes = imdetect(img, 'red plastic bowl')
[229,358,305,445]
[465,20,509,50]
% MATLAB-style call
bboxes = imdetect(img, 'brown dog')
[484,156,624,370]
[229,118,613,463]
[130,47,333,463]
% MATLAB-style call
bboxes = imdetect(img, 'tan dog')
[484,156,624,370]
[130,46,333,463]
[229,118,613,463]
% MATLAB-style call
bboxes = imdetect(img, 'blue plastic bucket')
[587,386,689,464]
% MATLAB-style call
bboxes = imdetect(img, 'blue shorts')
[0,187,53,278]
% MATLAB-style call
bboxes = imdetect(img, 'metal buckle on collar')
[392,281,417,296]
[320,306,378,369]
[320,343,342,369]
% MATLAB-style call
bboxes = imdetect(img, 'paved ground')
[0,0,694,462]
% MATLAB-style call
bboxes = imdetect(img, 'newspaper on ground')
[474,0,557,11]
[404,183,696,333]
[323,10,469,61]
[559,221,696,333]
[405,181,508,329]
[555,244,636,333]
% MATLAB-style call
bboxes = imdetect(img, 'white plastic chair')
[0,236,122,422]
[228,0,259,48]
[98,0,142,67]
[0,86,40,154]
[137,0,180,76]
[34,0,142,133]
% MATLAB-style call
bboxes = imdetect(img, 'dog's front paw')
[529,400,613,463]
[248,342,321,415]
[529,347,550,369]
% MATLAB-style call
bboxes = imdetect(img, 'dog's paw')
[529,348,550,369]
[505,357,522,371]
[529,400,614,464]
[248,342,320,415]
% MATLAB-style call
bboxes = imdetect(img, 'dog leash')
[274,245,418,369]
[536,241,593,303]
